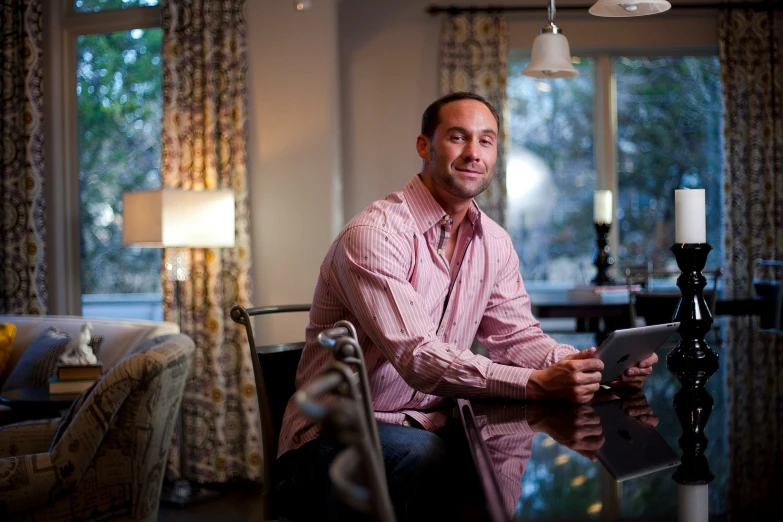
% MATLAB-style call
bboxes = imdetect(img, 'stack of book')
[48,363,102,396]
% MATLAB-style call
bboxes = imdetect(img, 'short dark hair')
[420,91,500,139]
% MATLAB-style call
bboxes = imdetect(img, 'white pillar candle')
[678,484,708,522]
[594,190,612,224]
[674,189,706,243]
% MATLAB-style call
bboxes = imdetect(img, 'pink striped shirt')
[278,174,576,457]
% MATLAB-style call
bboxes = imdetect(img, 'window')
[77,27,163,319]
[506,54,724,288]
[46,0,162,318]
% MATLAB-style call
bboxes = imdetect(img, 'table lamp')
[122,187,235,507]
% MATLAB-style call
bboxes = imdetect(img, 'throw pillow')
[0,323,17,376]
[2,327,72,392]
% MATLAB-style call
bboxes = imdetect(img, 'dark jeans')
[275,419,480,521]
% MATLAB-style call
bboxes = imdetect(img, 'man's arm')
[474,235,610,401]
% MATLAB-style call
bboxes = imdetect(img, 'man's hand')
[607,352,658,389]
[527,348,604,404]
[620,390,659,427]
[527,404,604,461]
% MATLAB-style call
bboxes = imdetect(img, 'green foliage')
[75,0,159,13]
[77,28,163,294]
[616,56,723,270]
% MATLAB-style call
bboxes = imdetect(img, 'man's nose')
[463,139,480,161]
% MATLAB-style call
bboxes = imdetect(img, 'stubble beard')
[429,149,494,200]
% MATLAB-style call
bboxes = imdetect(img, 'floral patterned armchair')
[0,333,195,521]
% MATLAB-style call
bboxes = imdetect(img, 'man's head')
[420,92,500,140]
[417,92,500,210]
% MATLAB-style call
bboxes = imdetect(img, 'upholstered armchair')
[0,333,195,521]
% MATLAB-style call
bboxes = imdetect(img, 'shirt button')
[415,392,424,401]
[402,418,411,427]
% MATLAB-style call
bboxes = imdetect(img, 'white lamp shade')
[522,32,579,79]
[122,189,236,248]
[589,0,671,17]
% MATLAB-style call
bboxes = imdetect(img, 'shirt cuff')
[486,362,533,400]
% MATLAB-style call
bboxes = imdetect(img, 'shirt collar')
[405,174,483,235]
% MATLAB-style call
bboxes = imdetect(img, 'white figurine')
[59,323,98,366]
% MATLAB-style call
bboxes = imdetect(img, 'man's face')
[418,99,498,203]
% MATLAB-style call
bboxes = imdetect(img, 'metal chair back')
[230,304,310,521]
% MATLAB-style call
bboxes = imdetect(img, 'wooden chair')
[625,267,723,327]
[229,304,310,521]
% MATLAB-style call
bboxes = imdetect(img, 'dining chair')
[295,328,394,522]
[625,267,723,327]
[753,259,783,330]
[229,304,311,522]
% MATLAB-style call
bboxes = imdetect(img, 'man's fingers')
[637,352,659,368]
[564,347,597,360]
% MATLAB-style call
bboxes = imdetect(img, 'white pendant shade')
[522,32,579,79]
[589,0,671,17]
[122,189,236,248]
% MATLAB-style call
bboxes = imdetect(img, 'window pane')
[75,0,159,13]
[615,56,723,271]
[507,59,596,285]
[77,28,162,319]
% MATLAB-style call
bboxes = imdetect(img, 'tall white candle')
[678,484,708,522]
[594,190,612,224]
[675,189,706,243]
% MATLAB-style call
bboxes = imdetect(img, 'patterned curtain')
[161,0,258,483]
[439,13,508,227]
[0,0,46,315]
[720,6,783,519]
[719,7,783,298]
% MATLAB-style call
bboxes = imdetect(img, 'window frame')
[44,0,161,315]
[507,46,721,291]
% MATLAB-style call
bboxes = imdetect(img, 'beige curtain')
[719,6,783,518]
[0,0,46,315]
[438,13,509,227]
[161,0,258,482]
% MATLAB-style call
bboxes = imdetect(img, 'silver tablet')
[594,399,680,482]
[594,323,679,384]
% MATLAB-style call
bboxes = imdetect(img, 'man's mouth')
[455,166,482,176]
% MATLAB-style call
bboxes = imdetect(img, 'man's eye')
[480,139,493,145]
[451,135,465,141]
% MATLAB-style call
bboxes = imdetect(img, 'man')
[275,92,657,520]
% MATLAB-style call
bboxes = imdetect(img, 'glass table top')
[459,316,780,521]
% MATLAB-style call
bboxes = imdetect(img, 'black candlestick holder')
[592,222,614,286]
[667,243,719,374]
[671,364,717,486]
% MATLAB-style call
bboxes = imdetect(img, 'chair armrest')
[0,418,60,458]
[0,452,56,515]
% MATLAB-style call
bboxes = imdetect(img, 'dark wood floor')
[157,481,264,522]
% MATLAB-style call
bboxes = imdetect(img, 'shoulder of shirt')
[341,189,414,235]
[476,210,512,243]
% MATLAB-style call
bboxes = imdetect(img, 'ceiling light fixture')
[589,0,671,17]
[522,0,579,79]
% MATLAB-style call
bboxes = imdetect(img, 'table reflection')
[460,317,781,521]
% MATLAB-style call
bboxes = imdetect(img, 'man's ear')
[416,134,429,160]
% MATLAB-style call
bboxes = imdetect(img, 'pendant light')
[522,0,579,78]
[589,0,671,17]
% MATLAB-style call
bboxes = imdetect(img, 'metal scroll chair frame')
[625,267,723,327]
[295,352,394,521]
[229,303,310,521]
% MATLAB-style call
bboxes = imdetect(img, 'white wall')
[246,0,342,343]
